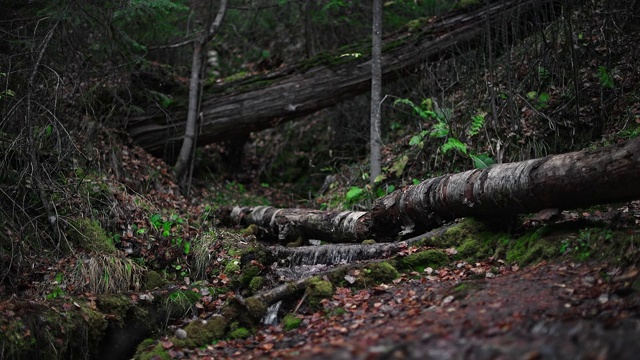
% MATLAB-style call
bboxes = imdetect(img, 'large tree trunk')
[217,137,640,243]
[127,0,560,158]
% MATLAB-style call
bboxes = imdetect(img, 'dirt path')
[181,261,640,359]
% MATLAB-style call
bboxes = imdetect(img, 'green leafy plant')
[597,66,615,89]
[526,91,551,109]
[46,273,65,300]
[395,98,494,169]
[345,186,364,206]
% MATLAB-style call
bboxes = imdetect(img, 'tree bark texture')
[173,0,228,181]
[369,0,383,184]
[127,0,560,158]
[218,137,640,242]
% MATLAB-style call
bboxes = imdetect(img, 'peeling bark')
[219,138,640,241]
[370,136,640,236]
[216,206,370,243]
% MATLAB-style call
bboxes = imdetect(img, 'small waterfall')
[262,300,282,325]
[273,244,384,266]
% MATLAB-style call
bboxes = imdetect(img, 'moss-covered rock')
[506,229,559,265]
[222,296,268,330]
[244,297,268,322]
[224,260,241,274]
[229,327,252,339]
[282,313,302,331]
[356,262,400,287]
[431,218,507,262]
[249,276,265,294]
[362,239,377,245]
[397,250,449,272]
[306,276,334,308]
[240,224,260,237]
[136,343,171,360]
[238,263,262,288]
[172,316,227,348]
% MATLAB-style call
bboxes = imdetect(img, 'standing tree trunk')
[369,0,383,184]
[174,0,228,185]
[218,137,640,243]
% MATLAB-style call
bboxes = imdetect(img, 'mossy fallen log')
[127,0,561,158]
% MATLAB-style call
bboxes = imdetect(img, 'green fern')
[468,113,486,136]
[409,130,428,147]
[441,138,467,154]
[345,187,364,204]
[429,120,449,138]
[393,98,436,121]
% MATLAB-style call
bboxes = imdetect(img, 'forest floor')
[153,249,640,359]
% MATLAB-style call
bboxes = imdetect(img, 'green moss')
[503,227,558,265]
[244,297,268,321]
[67,217,116,253]
[239,263,262,287]
[0,299,111,360]
[457,236,495,260]
[286,236,304,247]
[220,295,268,332]
[82,307,108,347]
[248,276,264,294]
[306,276,334,308]
[432,218,509,263]
[135,338,157,355]
[282,313,302,331]
[143,270,167,290]
[240,224,259,236]
[356,262,400,287]
[362,239,377,245]
[307,277,333,297]
[229,327,252,339]
[98,294,134,321]
[397,250,448,272]
[172,316,227,348]
[225,260,241,274]
[136,343,171,360]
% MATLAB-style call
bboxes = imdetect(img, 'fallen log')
[218,137,640,242]
[127,0,560,157]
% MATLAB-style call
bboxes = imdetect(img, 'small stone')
[598,293,609,304]
[344,275,356,284]
[485,272,496,279]
[581,276,595,286]
[175,328,187,339]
